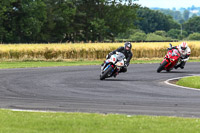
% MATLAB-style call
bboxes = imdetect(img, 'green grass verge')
[0,60,160,69]
[1,109,200,133]
[0,59,199,69]
[0,61,102,69]
[176,76,200,89]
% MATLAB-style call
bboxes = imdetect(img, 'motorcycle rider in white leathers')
[168,42,191,69]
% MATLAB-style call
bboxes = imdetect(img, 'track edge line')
[164,75,200,91]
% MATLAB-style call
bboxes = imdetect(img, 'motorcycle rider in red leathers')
[168,42,191,69]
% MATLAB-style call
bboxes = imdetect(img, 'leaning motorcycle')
[100,52,126,80]
[157,44,181,73]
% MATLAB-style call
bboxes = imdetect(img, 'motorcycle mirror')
[169,43,172,48]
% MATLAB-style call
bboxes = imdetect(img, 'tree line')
[0,0,139,43]
[1,0,200,43]
[117,7,200,42]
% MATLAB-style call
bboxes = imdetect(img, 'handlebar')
[169,43,172,48]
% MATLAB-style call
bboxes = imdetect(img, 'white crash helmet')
[179,42,188,51]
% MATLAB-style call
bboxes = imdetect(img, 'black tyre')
[100,66,113,80]
[157,60,168,73]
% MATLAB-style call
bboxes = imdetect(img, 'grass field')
[176,76,200,89]
[1,109,200,133]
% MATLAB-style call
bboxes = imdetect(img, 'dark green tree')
[0,0,17,43]
[135,7,178,33]
[183,16,200,34]
[188,32,200,40]
[39,0,75,42]
[0,0,139,43]
[130,32,146,42]
[104,1,139,41]
[154,30,167,37]
[167,15,180,29]
[71,0,139,42]
[167,29,188,39]
[2,0,47,43]
[73,0,109,42]
[0,0,8,43]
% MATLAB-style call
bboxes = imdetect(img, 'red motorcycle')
[157,44,181,73]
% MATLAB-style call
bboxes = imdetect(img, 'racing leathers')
[106,46,133,73]
[168,45,191,69]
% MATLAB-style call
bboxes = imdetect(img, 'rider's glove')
[167,48,172,51]
[106,52,112,59]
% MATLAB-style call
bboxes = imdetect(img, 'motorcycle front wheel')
[100,66,113,80]
[157,60,168,73]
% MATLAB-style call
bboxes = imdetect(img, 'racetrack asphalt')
[0,62,200,117]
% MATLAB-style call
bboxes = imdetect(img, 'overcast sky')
[134,0,200,9]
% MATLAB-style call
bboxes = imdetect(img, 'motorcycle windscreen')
[172,49,181,57]
[116,52,125,61]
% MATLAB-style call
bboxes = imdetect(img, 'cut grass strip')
[0,59,199,69]
[0,60,160,69]
[1,109,200,133]
[176,76,200,89]
[0,61,101,69]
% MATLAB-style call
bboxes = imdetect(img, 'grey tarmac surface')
[0,62,200,117]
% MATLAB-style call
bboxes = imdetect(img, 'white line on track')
[10,109,57,113]
[164,75,200,91]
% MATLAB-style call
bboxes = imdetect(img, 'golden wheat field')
[0,41,199,61]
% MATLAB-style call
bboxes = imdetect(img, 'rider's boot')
[174,64,181,69]
[113,68,119,78]
[180,61,186,69]
[113,71,118,78]
[174,65,178,69]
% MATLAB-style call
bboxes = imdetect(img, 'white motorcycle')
[100,52,126,80]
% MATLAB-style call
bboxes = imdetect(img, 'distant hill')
[150,5,200,23]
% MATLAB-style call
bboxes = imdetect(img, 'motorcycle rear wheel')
[157,60,168,73]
